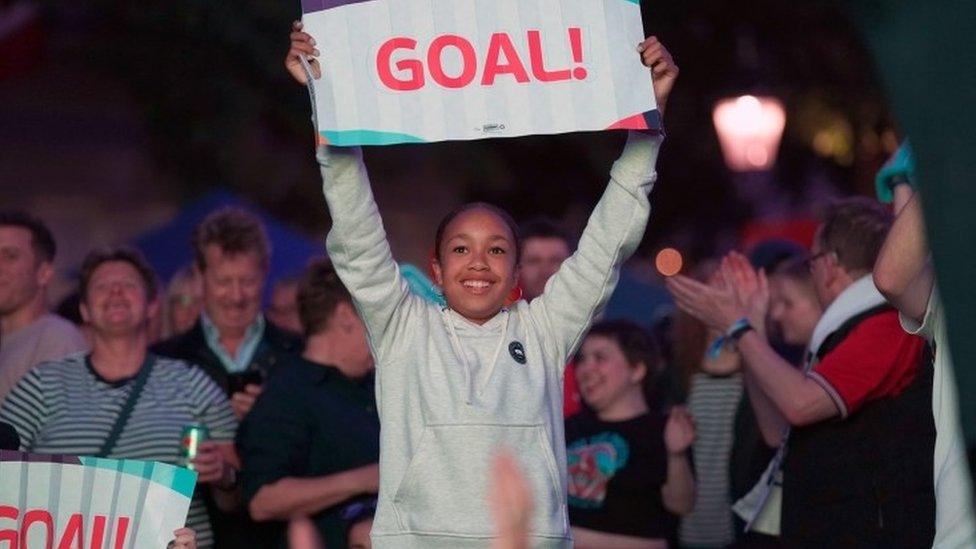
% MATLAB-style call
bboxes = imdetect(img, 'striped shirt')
[0,352,237,548]
[679,372,743,548]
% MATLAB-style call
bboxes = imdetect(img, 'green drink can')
[179,423,209,470]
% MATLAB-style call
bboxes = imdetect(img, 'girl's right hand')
[286,20,321,84]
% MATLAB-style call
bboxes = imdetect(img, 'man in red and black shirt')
[668,197,935,547]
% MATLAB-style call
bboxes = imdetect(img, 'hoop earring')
[506,284,523,305]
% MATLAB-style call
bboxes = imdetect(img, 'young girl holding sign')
[287,22,678,548]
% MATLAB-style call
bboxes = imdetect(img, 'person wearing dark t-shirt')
[237,259,379,548]
[567,320,695,548]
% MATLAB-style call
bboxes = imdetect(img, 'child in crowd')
[286,23,678,548]
[568,320,696,548]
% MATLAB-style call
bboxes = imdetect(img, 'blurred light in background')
[791,95,856,167]
[712,95,786,172]
[655,247,683,277]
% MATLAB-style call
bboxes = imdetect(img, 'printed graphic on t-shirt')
[567,431,630,509]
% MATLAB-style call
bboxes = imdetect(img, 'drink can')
[179,423,209,470]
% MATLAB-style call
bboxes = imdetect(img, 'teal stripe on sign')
[80,457,196,498]
[322,129,426,146]
[622,0,640,4]
[81,456,124,474]
[122,458,145,478]
[170,467,198,499]
[150,461,175,491]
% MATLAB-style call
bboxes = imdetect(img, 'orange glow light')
[655,248,683,277]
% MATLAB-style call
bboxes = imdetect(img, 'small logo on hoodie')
[509,341,527,364]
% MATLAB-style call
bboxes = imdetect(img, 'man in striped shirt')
[0,247,238,548]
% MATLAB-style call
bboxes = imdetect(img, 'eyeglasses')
[804,250,831,272]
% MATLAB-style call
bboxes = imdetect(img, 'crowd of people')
[0,28,972,549]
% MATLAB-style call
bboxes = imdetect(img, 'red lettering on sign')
[89,516,106,549]
[112,517,129,549]
[0,509,132,549]
[568,27,587,80]
[55,515,82,549]
[427,35,477,89]
[0,505,18,547]
[21,510,54,549]
[482,33,529,85]
[376,28,586,91]
[377,37,425,91]
[527,30,571,82]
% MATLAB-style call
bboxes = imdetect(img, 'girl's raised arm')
[290,22,415,359]
[317,144,415,360]
[529,130,662,368]
[529,36,676,370]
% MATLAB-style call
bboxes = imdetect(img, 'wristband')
[874,140,916,204]
[706,318,753,359]
[728,320,755,342]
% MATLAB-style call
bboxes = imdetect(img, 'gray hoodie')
[318,131,662,548]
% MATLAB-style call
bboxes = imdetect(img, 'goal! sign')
[0,452,196,548]
[300,0,659,146]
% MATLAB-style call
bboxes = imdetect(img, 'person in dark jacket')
[152,207,300,549]
[237,258,379,548]
[152,207,300,419]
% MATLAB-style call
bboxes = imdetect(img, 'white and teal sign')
[0,452,195,548]
[300,0,658,145]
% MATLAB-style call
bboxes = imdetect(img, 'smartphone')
[227,370,265,395]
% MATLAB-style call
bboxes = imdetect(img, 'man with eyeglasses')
[667,197,936,547]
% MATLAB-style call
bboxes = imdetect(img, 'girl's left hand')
[168,528,196,549]
[664,406,696,455]
[638,36,679,116]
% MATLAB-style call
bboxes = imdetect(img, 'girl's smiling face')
[432,207,519,324]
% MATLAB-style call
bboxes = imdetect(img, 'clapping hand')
[489,450,533,549]
[664,406,696,455]
[666,251,769,333]
[720,252,770,330]
[666,261,743,332]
